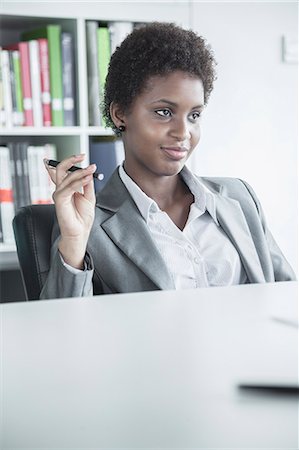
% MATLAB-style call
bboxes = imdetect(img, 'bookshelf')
[0,2,189,276]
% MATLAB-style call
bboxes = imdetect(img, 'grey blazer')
[40,170,296,299]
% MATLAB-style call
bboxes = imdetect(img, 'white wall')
[187,1,298,273]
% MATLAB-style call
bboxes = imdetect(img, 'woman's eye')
[156,109,172,117]
[189,111,201,121]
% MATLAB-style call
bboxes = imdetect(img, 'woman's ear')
[110,101,126,129]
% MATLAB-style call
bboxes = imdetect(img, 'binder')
[23,25,64,126]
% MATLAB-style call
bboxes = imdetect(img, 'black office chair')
[13,204,56,300]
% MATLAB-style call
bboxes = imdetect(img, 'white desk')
[1,281,298,449]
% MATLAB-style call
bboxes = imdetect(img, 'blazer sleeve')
[39,223,94,300]
[240,179,296,282]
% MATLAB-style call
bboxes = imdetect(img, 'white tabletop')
[1,281,298,449]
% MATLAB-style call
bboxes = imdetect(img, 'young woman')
[41,22,295,299]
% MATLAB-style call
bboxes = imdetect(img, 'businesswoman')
[41,22,295,299]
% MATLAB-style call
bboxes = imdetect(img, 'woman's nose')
[169,117,191,141]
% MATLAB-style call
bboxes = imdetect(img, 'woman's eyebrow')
[150,98,204,109]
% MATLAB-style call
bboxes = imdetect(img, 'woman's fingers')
[55,154,86,185]
[43,154,86,185]
[83,174,96,203]
[53,163,97,201]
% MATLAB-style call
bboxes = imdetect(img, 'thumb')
[43,158,57,185]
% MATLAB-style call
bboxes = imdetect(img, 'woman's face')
[119,70,205,181]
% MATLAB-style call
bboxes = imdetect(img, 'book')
[89,137,124,192]
[1,49,13,128]
[7,143,17,212]
[18,141,31,207]
[97,26,110,126]
[0,204,3,243]
[28,40,43,127]
[108,21,133,55]
[27,145,43,204]
[12,50,24,126]
[10,142,26,210]
[5,42,34,126]
[27,144,56,204]
[86,21,101,126]
[15,142,25,208]
[22,25,64,126]
[19,42,34,126]
[43,143,57,201]
[0,48,5,127]
[8,51,19,126]
[61,32,75,126]
[0,145,15,244]
[38,38,52,126]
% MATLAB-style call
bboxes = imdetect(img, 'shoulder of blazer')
[198,175,259,207]
[95,168,131,212]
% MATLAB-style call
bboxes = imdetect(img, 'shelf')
[85,127,114,136]
[0,126,114,136]
[0,127,82,136]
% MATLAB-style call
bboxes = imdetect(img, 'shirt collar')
[180,165,219,225]
[118,165,158,222]
[118,164,219,225]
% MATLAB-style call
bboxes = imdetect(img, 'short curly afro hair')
[102,22,217,135]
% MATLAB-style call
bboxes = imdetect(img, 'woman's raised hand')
[44,154,96,269]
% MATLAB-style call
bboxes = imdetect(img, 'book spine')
[22,25,64,125]
[14,142,25,209]
[43,143,57,202]
[0,203,3,243]
[27,145,49,204]
[38,38,52,126]
[12,50,24,126]
[0,146,15,244]
[0,48,5,127]
[37,145,49,204]
[27,145,40,204]
[61,32,75,126]
[47,25,64,126]
[8,143,17,212]
[9,143,23,211]
[86,21,101,126]
[1,49,13,128]
[8,51,19,126]
[97,26,110,126]
[19,141,31,206]
[19,41,34,126]
[29,40,43,127]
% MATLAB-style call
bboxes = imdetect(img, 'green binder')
[22,25,64,126]
[12,51,23,117]
[97,26,110,126]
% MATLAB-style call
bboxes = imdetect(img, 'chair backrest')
[13,204,56,300]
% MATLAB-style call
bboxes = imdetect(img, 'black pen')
[45,159,104,181]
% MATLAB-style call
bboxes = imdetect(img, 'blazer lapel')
[96,172,175,290]
[214,195,266,283]
[101,200,175,290]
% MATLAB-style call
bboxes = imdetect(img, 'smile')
[161,146,189,161]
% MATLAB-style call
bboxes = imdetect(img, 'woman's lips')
[161,147,188,160]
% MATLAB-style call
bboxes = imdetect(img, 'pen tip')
[97,173,104,181]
